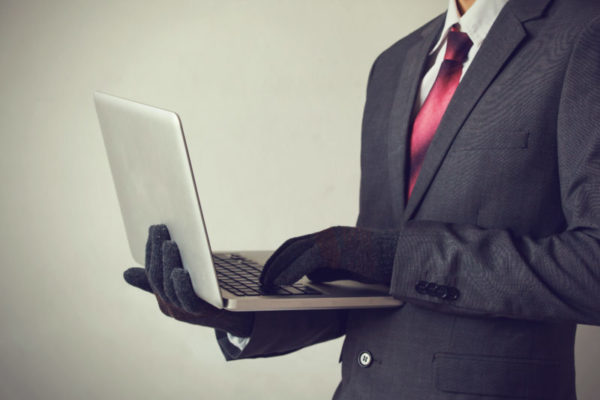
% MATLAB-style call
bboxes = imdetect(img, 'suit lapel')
[403,0,552,221]
[387,18,444,225]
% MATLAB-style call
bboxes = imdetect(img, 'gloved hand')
[124,224,254,338]
[259,226,399,287]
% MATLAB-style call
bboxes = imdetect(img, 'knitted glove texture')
[260,226,398,287]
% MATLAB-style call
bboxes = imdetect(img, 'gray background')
[1,0,598,399]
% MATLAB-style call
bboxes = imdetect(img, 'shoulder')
[382,14,444,59]
[543,0,600,56]
[362,13,444,87]
[505,0,600,64]
[546,0,600,21]
[383,14,444,54]
[539,0,600,33]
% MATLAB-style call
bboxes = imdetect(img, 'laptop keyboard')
[213,253,322,297]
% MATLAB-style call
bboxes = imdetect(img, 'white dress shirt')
[416,0,509,109]
[226,0,509,353]
[227,331,250,350]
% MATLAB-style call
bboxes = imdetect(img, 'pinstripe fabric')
[220,1,600,399]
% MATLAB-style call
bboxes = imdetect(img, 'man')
[125,0,600,398]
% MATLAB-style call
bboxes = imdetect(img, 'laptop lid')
[94,91,224,309]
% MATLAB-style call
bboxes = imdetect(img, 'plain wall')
[1,1,599,399]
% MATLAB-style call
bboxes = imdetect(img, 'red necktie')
[407,25,473,198]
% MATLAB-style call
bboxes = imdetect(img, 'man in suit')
[125,0,600,398]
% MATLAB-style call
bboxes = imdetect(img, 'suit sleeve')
[390,18,600,325]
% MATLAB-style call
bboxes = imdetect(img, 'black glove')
[259,226,399,287]
[124,225,254,338]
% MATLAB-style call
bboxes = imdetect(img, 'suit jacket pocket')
[451,130,529,151]
[433,353,560,399]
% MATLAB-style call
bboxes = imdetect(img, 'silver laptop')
[94,92,403,311]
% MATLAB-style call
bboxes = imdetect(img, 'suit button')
[447,287,460,301]
[426,282,438,296]
[358,351,373,368]
[415,281,428,294]
[434,285,448,299]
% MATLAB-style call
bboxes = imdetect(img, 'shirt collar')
[429,0,509,55]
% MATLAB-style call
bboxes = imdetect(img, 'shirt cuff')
[226,333,251,351]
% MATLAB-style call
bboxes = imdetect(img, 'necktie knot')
[444,24,473,64]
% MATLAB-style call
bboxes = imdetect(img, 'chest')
[359,28,574,235]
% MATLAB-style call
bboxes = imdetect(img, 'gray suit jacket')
[218,0,600,398]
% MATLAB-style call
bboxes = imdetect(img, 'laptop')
[94,91,403,311]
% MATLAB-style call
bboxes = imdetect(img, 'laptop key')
[214,253,322,297]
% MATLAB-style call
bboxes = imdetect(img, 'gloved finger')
[145,225,169,265]
[264,232,316,268]
[123,267,153,293]
[171,268,218,315]
[147,224,171,298]
[162,240,183,307]
[271,244,321,286]
[271,233,315,258]
[145,226,153,267]
[260,237,315,286]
